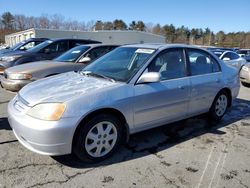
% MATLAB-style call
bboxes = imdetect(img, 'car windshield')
[54,45,90,62]
[27,40,53,53]
[83,47,155,82]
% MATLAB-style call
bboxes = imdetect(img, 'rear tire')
[209,91,229,122]
[73,114,122,163]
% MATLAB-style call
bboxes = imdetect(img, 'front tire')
[209,91,229,122]
[73,114,122,163]
[241,82,250,87]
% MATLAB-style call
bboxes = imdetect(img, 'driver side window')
[147,49,186,81]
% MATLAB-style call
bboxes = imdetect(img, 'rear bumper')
[1,76,32,91]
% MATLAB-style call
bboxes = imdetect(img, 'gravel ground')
[0,85,250,188]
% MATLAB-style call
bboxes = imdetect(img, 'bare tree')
[50,14,64,29]
[14,14,26,30]
[145,22,154,33]
[86,20,95,31]
[38,14,50,29]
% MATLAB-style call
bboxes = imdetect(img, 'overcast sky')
[1,0,250,33]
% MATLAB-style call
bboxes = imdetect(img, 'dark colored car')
[0,38,48,55]
[1,44,118,91]
[237,49,250,62]
[0,38,101,73]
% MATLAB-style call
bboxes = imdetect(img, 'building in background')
[5,28,165,46]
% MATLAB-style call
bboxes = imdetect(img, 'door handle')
[178,86,185,89]
[216,79,220,83]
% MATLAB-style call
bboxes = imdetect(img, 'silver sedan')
[240,63,250,86]
[8,44,240,163]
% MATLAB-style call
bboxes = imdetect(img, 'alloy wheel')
[85,121,118,158]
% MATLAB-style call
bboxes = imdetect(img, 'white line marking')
[208,145,227,188]
[196,146,215,188]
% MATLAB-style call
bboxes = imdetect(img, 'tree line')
[1,11,250,48]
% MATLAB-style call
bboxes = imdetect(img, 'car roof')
[122,43,201,50]
[46,38,100,42]
[79,44,119,48]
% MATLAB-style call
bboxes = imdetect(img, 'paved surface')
[0,86,250,188]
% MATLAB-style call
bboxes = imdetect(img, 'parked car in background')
[8,44,240,163]
[0,38,48,55]
[209,49,246,70]
[0,38,101,74]
[206,47,237,52]
[240,63,250,86]
[1,44,118,91]
[237,49,250,62]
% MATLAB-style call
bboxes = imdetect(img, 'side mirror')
[137,72,160,84]
[79,56,91,63]
[222,57,230,61]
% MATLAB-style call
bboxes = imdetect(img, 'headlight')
[1,55,22,62]
[8,73,32,80]
[0,66,5,74]
[242,66,249,71]
[27,103,66,121]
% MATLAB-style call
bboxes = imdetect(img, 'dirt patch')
[102,176,114,183]
[161,161,171,167]
[221,170,238,180]
[186,167,198,173]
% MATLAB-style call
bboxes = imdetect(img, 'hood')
[5,60,65,74]
[0,50,28,57]
[0,48,11,54]
[18,71,122,106]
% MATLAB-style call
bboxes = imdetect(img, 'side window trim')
[209,54,222,72]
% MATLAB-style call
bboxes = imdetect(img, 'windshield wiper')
[80,71,115,82]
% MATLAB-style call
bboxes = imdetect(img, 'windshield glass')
[55,45,90,62]
[27,40,53,53]
[83,47,155,82]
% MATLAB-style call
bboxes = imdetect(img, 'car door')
[186,48,223,116]
[133,48,191,131]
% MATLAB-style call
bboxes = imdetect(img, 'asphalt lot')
[0,85,250,188]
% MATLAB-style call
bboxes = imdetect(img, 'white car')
[211,49,246,70]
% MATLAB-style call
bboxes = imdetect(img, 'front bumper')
[8,97,79,156]
[1,76,32,91]
[240,68,250,84]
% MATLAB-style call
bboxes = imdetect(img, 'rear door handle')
[178,86,185,89]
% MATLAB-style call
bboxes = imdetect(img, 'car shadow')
[0,117,12,131]
[52,98,250,168]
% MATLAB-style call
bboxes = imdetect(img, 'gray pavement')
[0,85,250,188]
